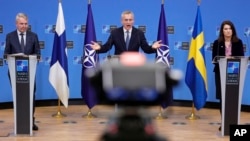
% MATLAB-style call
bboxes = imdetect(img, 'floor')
[1,105,249,141]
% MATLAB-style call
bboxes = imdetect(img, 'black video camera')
[86,60,182,141]
[86,61,181,106]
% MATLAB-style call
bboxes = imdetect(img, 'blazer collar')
[17,30,27,35]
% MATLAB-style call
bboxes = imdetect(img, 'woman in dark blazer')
[212,20,244,131]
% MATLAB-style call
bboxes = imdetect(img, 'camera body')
[100,108,167,141]
[87,60,181,141]
[87,61,180,106]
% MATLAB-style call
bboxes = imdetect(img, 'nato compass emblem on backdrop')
[244,27,250,36]
[83,44,97,69]
[227,62,239,74]
[174,42,182,50]
[44,57,51,66]
[188,26,193,35]
[216,26,220,36]
[102,25,110,34]
[156,44,170,66]
[45,25,55,34]
[73,56,82,65]
[73,25,82,33]
[204,42,212,51]
[16,60,28,72]
[0,41,5,51]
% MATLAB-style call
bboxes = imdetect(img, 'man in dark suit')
[90,10,162,55]
[4,13,40,131]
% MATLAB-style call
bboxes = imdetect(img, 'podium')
[7,54,38,136]
[106,55,120,63]
[213,56,249,136]
[104,55,120,112]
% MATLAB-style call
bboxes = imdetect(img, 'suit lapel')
[14,31,23,52]
[130,28,136,47]
[26,32,30,49]
[117,28,127,50]
[25,32,32,53]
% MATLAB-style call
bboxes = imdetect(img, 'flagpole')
[185,103,200,120]
[51,0,67,118]
[52,99,66,118]
[82,0,97,119]
[155,0,168,120]
[185,0,203,121]
[82,108,96,118]
[155,106,167,119]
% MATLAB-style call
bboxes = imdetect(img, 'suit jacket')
[212,39,244,72]
[98,26,156,55]
[4,30,40,55]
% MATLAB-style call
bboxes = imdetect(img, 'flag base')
[52,110,67,118]
[154,107,167,120]
[82,109,97,119]
[155,112,168,120]
[185,112,200,120]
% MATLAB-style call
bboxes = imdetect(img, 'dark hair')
[217,20,239,43]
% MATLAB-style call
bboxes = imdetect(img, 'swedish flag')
[185,6,207,110]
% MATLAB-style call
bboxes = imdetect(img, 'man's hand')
[90,41,101,50]
[152,40,163,49]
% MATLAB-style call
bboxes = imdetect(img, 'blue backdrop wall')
[1,0,250,106]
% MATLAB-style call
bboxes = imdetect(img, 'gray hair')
[16,13,28,22]
[121,10,134,18]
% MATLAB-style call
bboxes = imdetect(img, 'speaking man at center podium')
[89,10,162,55]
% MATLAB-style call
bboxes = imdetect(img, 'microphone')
[107,49,111,60]
[244,33,250,68]
[105,36,112,60]
[244,33,250,56]
[3,54,7,65]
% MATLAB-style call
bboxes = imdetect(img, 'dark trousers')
[215,71,222,115]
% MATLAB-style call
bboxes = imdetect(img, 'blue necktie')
[125,30,130,49]
[20,33,25,52]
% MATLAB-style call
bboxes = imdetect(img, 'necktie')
[125,30,130,49]
[20,33,25,51]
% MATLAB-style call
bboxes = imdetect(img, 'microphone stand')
[244,33,250,68]
[244,33,250,56]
